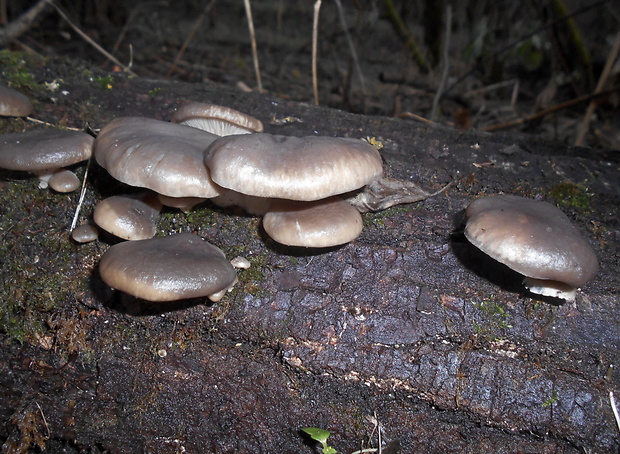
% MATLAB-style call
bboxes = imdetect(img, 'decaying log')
[0,54,618,453]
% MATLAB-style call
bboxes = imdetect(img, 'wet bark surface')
[1,54,619,453]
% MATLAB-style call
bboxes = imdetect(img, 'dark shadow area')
[450,223,526,296]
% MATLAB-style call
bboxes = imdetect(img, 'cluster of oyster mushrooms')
[0,83,600,303]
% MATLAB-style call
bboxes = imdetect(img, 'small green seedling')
[301,427,337,454]
[542,390,559,408]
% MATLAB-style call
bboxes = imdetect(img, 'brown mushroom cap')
[464,194,599,299]
[0,129,93,172]
[94,117,222,198]
[263,196,363,247]
[0,84,33,117]
[171,102,263,135]
[94,192,162,241]
[98,233,238,302]
[205,133,383,201]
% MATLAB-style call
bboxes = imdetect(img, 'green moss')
[548,181,591,212]
[0,50,43,91]
[0,181,96,348]
[471,299,512,340]
[364,204,415,228]
[226,252,268,298]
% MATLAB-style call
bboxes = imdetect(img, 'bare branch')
[0,0,51,47]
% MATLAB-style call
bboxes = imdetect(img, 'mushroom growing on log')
[464,194,599,300]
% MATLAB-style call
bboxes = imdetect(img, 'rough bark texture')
[1,53,619,453]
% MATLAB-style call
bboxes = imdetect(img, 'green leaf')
[301,427,331,444]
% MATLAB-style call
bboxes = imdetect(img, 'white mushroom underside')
[522,277,578,301]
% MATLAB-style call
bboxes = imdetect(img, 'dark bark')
[1,54,618,453]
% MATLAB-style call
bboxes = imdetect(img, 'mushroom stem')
[208,276,239,302]
[347,178,451,212]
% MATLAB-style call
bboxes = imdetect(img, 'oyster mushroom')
[263,196,363,248]
[99,233,238,302]
[464,194,599,301]
[94,117,222,200]
[205,133,383,201]
[171,102,263,136]
[0,129,93,190]
[0,84,33,117]
[93,192,162,241]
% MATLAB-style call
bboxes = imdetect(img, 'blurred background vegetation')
[1,0,619,148]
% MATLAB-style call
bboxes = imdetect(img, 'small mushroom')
[0,129,93,189]
[263,196,363,247]
[230,256,251,269]
[205,133,383,201]
[48,168,81,193]
[98,233,238,302]
[0,84,33,117]
[94,117,222,198]
[93,192,162,241]
[171,102,263,136]
[71,224,99,243]
[464,194,599,301]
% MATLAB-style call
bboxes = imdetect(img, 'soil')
[0,3,619,453]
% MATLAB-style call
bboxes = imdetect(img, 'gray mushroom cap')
[48,168,81,193]
[71,224,99,243]
[171,102,263,136]
[263,196,363,247]
[99,233,238,302]
[94,117,222,198]
[0,84,33,117]
[0,129,93,172]
[205,133,383,201]
[94,192,162,241]
[464,194,599,299]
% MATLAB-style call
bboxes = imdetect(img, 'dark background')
[4,0,620,147]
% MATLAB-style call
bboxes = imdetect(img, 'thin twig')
[35,402,50,439]
[574,30,620,146]
[167,0,217,78]
[48,0,136,76]
[111,4,141,54]
[0,0,51,47]
[243,0,262,92]
[0,0,7,25]
[70,156,91,232]
[399,111,435,124]
[375,410,382,454]
[333,0,366,96]
[431,5,451,121]
[383,0,428,72]
[26,116,82,131]
[312,0,322,105]
[611,391,620,433]
[481,85,620,132]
